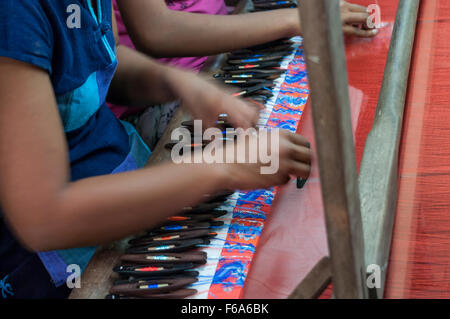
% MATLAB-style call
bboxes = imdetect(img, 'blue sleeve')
[0,0,53,73]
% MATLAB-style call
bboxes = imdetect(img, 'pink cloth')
[111,0,228,118]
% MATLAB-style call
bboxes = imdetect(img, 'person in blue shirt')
[0,0,311,298]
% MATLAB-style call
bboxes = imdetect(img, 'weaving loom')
[70,0,310,299]
[105,37,309,301]
[71,0,450,300]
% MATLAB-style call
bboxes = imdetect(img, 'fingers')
[190,103,217,129]
[283,131,310,148]
[244,98,265,111]
[343,25,378,37]
[222,129,312,190]
[212,81,260,129]
[186,78,259,130]
[342,12,369,24]
[289,142,312,165]
[341,2,379,38]
[279,131,311,164]
[288,160,311,179]
[285,140,311,178]
[225,97,259,129]
[278,131,312,178]
[345,2,369,13]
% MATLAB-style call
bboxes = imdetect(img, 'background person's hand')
[340,1,379,37]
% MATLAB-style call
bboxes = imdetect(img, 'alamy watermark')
[66,264,81,289]
[367,4,382,29]
[366,264,382,289]
[66,4,81,29]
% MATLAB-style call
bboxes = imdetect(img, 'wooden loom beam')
[288,257,332,299]
[298,0,367,299]
[358,0,420,298]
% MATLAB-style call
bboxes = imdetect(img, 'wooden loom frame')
[70,0,420,299]
[289,0,420,299]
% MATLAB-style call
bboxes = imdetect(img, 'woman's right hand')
[215,130,312,191]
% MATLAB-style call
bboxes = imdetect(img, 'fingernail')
[306,142,311,148]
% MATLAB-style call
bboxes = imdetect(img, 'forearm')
[12,163,226,251]
[118,4,301,58]
[109,44,230,111]
[109,43,259,129]
[108,45,179,106]
[0,57,228,253]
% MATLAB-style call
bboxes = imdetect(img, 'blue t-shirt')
[0,0,150,298]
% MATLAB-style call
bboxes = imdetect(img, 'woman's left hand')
[167,68,261,129]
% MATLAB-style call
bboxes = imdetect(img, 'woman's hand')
[340,1,379,37]
[208,130,312,191]
[166,68,261,130]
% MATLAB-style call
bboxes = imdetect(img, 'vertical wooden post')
[298,0,367,298]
